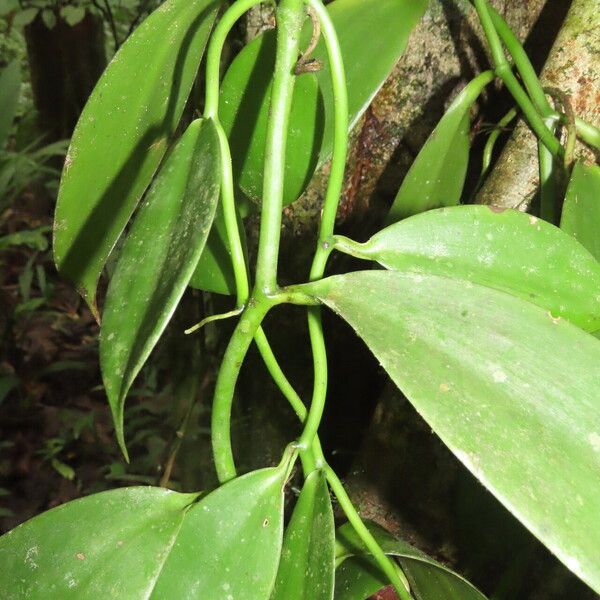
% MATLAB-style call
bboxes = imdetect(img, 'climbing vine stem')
[298,0,349,453]
[472,0,562,158]
[255,0,306,293]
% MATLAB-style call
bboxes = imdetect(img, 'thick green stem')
[473,0,562,158]
[213,122,251,305]
[572,117,600,151]
[255,0,306,294]
[212,298,273,482]
[210,287,319,483]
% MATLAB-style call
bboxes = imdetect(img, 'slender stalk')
[213,122,251,305]
[487,7,552,117]
[210,288,319,482]
[472,0,562,158]
[324,463,413,600]
[254,319,413,598]
[298,0,348,452]
[305,0,349,281]
[478,107,518,187]
[538,118,557,223]
[204,0,264,306]
[204,0,265,120]
[253,328,318,474]
[255,0,306,294]
[212,299,273,482]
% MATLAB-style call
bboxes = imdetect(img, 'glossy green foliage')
[387,72,493,223]
[150,466,288,598]
[189,206,240,295]
[0,466,288,599]
[100,119,220,458]
[0,61,21,149]
[303,271,600,593]
[0,487,200,598]
[219,0,427,208]
[342,205,600,332]
[53,0,219,314]
[335,522,487,600]
[561,162,600,262]
[272,470,335,599]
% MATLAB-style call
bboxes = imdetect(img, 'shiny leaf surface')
[561,161,600,262]
[220,0,427,208]
[335,556,389,600]
[302,271,600,593]
[386,73,493,223]
[341,205,600,332]
[151,466,288,598]
[100,118,220,457]
[335,522,487,600]
[53,0,219,314]
[189,204,240,295]
[0,465,288,599]
[0,487,200,598]
[0,60,21,149]
[272,470,335,600]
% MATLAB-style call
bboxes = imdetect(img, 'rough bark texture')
[476,0,600,208]
[24,11,106,142]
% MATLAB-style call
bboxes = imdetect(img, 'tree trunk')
[24,10,106,142]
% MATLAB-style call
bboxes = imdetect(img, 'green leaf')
[387,72,493,223]
[302,270,600,594]
[60,6,86,27]
[189,205,239,295]
[12,7,38,26]
[153,466,288,598]
[0,466,288,598]
[335,522,487,600]
[335,556,390,600]
[272,470,335,600]
[0,375,19,406]
[0,60,21,149]
[41,9,57,29]
[0,0,20,18]
[0,226,50,251]
[53,0,219,316]
[220,0,427,209]
[100,118,220,458]
[0,487,199,598]
[341,205,600,332]
[560,162,600,262]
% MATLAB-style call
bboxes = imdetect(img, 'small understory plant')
[1,0,600,598]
